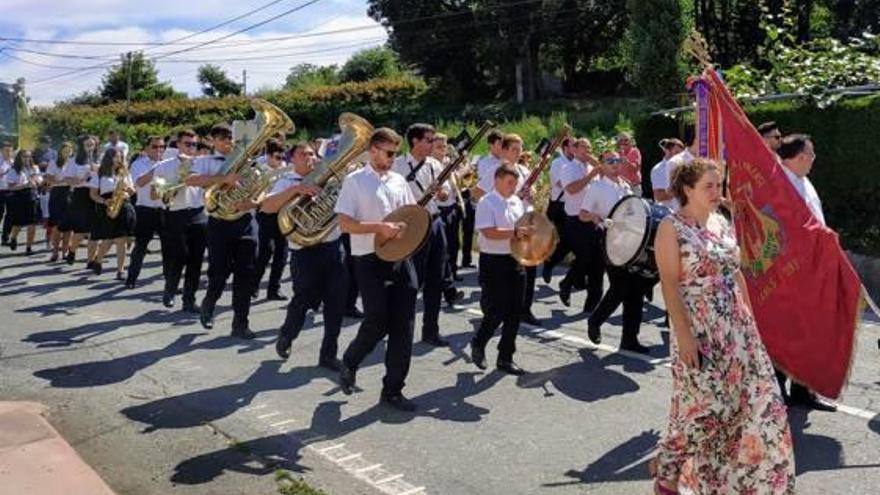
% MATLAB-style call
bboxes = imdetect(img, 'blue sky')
[0,0,386,105]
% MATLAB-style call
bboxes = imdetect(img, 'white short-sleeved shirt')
[46,161,65,185]
[650,159,679,211]
[476,154,501,193]
[162,148,180,160]
[435,157,459,208]
[193,154,227,177]
[0,158,11,190]
[103,140,130,161]
[334,164,415,256]
[130,155,168,208]
[666,149,694,186]
[155,156,203,210]
[549,154,572,201]
[88,174,133,196]
[560,159,593,216]
[580,176,631,221]
[782,166,826,226]
[271,172,342,250]
[475,190,525,255]
[63,162,94,189]
[5,168,40,188]
[391,154,449,216]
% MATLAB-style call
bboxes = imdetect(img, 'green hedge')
[634,95,880,256]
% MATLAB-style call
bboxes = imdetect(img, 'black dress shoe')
[497,360,526,375]
[344,307,364,319]
[125,279,136,289]
[231,327,256,340]
[91,262,103,275]
[791,392,837,412]
[339,364,356,395]
[444,288,464,304]
[380,394,417,412]
[620,341,651,355]
[470,342,487,370]
[8,239,17,251]
[200,308,214,330]
[25,246,33,256]
[275,335,292,360]
[318,357,343,372]
[162,292,175,308]
[181,302,200,314]
[520,312,541,327]
[453,274,463,282]
[266,291,288,301]
[115,271,124,281]
[250,288,259,300]
[559,279,572,307]
[587,324,602,344]
[421,336,449,347]
[461,261,473,268]
[65,251,75,265]
[541,264,553,284]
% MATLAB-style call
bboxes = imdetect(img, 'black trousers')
[202,215,258,329]
[254,212,288,295]
[460,191,475,266]
[439,204,461,278]
[342,254,417,397]
[524,266,536,313]
[341,234,359,310]
[162,208,207,306]
[563,216,606,311]
[128,206,166,285]
[474,253,526,362]
[0,191,11,241]
[280,239,347,362]
[543,199,570,270]
[588,266,655,345]
[414,215,448,340]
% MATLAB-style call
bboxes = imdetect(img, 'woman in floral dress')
[651,158,795,494]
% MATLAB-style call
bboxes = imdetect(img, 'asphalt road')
[1,240,879,495]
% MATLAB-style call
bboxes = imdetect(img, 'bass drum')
[604,195,672,279]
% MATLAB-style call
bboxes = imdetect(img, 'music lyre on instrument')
[509,125,570,266]
[375,120,495,262]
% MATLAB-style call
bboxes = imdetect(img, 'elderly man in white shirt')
[775,133,837,412]
[651,138,685,211]
[335,127,420,412]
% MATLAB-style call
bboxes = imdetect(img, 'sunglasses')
[605,158,623,165]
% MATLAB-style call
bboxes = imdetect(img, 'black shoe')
[125,280,136,290]
[1,238,7,246]
[380,394,417,412]
[65,251,75,265]
[267,291,288,301]
[339,364,356,395]
[587,324,602,344]
[250,288,259,300]
[200,307,214,330]
[318,357,343,372]
[91,262,103,275]
[231,327,256,340]
[791,392,837,412]
[559,279,571,307]
[470,342,487,370]
[275,335,292,360]
[444,289,464,306]
[620,341,651,355]
[344,307,364,319]
[49,253,59,262]
[453,274,463,282]
[115,271,124,281]
[162,292,175,308]
[541,264,553,284]
[497,360,526,375]
[25,246,33,256]
[521,312,541,327]
[8,239,17,251]
[461,261,473,268]
[421,336,449,347]
[181,302,200,314]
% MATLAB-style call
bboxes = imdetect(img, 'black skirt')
[7,188,39,227]
[91,193,135,240]
[48,186,71,228]
[68,187,95,234]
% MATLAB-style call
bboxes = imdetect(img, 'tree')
[338,46,404,83]
[197,64,243,97]
[627,0,686,105]
[284,63,339,89]
[99,52,178,102]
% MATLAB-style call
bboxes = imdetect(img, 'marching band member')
[542,137,576,283]
[472,129,505,202]
[263,143,346,368]
[470,162,533,375]
[154,130,206,313]
[187,124,258,338]
[557,138,602,310]
[87,148,135,278]
[583,151,653,354]
[5,149,42,254]
[46,141,74,261]
[0,141,13,245]
[392,123,456,347]
[64,136,99,266]
[252,139,290,301]
[125,135,170,289]
[431,133,464,283]
[335,127,420,411]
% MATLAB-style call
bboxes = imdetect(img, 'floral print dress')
[656,212,795,494]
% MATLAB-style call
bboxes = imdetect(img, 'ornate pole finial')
[684,30,713,69]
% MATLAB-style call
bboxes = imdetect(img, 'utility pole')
[242,69,247,96]
[124,51,133,125]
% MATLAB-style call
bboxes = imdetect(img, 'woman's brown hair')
[670,158,722,207]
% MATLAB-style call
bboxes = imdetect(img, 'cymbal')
[511,211,558,267]
[374,205,431,262]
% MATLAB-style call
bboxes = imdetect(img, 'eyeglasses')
[375,146,397,159]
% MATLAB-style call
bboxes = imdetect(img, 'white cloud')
[0,0,387,105]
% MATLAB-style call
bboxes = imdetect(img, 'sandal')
[649,458,679,495]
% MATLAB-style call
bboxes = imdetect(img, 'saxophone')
[106,162,130,219]
[277,112,373,247]
[150,156,192,207]
[203,99,295,221]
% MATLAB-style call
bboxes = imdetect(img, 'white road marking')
[270,419,297,428]
[257,411,281,420]
[374,474,404,484]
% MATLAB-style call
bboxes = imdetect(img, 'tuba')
[106,162,130,219]
[278,112,373,247]
[203,98,295,221]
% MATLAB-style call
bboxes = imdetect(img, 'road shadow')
[23,308,196,348]
[545,429,658,487]
[870,414,879,436]
[515,348,642,402]
[788,408,880,474]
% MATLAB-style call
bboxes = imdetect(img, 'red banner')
[699,68,861,399]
